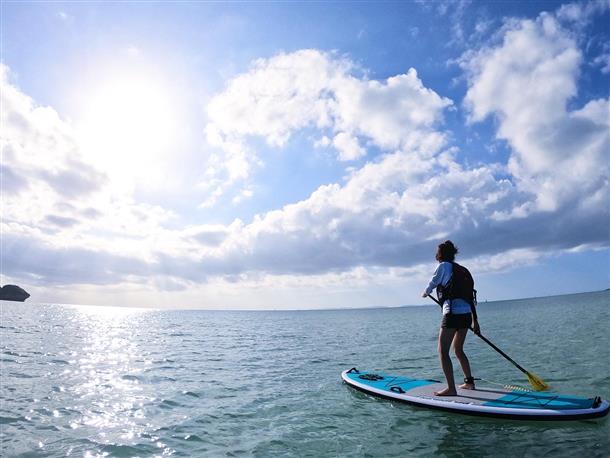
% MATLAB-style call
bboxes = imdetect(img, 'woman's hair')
[436,240,458,262]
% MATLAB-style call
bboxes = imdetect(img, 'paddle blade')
[527,372,550,391]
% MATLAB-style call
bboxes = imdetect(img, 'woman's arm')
[471,303,480,334]
[422,264,445,297]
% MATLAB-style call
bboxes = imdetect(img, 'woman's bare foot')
[458,382,475,390]
[434,387,457,396]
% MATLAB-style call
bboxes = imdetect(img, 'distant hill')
[0,285,30,302]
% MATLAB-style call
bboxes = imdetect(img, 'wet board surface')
[342,368,609,421]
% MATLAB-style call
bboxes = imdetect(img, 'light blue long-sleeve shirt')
[425,262,472,315]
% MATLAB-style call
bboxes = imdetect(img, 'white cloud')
[332,132,364,161]
[331,68,452,153]
[206,50,344,147]
[593,53,610,73]
[461,12,609,214]
[188,148,522,282]
[314,136,331,148]
[56,11,73,23]
[1,65,107,227]
[469,248,540,274]
[203,50,452,203]
[0,65,184,279]
[556,0,610,25]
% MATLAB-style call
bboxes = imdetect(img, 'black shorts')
[441,313,472,329]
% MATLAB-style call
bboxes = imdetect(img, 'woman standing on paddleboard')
[422,240,480,396]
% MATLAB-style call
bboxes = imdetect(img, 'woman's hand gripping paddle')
[426,294,550,392]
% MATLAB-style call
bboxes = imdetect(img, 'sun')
[76,74,178,187]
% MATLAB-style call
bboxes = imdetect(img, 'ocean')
[1,291,608,457]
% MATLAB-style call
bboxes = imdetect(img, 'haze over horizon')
[1,1,609,309]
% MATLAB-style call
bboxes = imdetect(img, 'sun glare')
[76,75,177,187]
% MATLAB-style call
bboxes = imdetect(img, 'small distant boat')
[0,284,30,302]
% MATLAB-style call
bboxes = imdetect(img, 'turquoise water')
[1,291,608,457]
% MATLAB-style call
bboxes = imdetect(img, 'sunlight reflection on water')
[61,305,174,455]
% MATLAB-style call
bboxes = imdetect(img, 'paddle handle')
[426,293,530,376]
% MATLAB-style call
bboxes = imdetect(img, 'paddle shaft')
[426,294,531,376]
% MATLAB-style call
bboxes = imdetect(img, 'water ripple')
[1,295,609,457]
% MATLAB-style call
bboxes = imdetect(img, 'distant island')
[0,285,30,302]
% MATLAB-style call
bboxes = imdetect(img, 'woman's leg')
[453,328,474,389]
[435,327,458,396]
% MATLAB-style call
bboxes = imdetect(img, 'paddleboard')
[342,368,609,421]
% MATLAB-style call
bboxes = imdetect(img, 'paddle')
[426,293,550,392]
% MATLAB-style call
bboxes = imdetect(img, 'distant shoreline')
[474,288,609,306]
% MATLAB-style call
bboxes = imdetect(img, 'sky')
[1,0,609,309]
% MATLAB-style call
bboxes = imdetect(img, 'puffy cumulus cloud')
[176,149,606,286]
[203,50,452,205]
[206,50,345,147]
[331,68,452,154]
[461,12,609,215]
[1,65,106,227]
[172,150,522,281]
[0,65,188,287]
[332,132,365,161]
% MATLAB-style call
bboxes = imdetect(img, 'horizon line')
[3,288,607,312]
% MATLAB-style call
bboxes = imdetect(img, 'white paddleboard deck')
[342,368,609,421]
